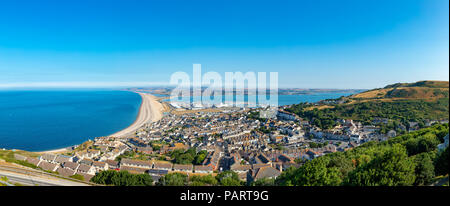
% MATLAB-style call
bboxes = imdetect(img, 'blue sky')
[0,0,448,89]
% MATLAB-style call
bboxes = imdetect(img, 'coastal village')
[11,94,449,185]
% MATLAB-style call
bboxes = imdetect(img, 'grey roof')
[231,164,252,171]
[63,161,79,171]
[105,160,119,167]
[253,166,281,180]
[14,154,27,161]
[26,157,41,166]
[120,158,153,167]
[173,164,193,171]
[54,155,72,163]
[153,161,172,169]
[93,161,106,167]
[119,165,148,174]
[41,153,56,162]
[77,164,92,173]
[194,165,213,172]
[57,167,75,177]
[79,159,93,166]
[148,169,168,175]
[38,161,58,171]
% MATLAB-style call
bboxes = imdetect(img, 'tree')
[346,144,416,186]
[194,150,208,165]
[289,157,342,186]
[190,174,218,186]
[404,133,440,156]
[252,178,275,186]
[158,172,188,186]
[216,171,242,186]
[434,146,449,176]
[90,170,153,186]
[413,152,435,186]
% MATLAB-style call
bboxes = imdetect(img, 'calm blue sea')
[0,90,141,151]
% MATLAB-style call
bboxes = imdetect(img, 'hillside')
[350,81,449,101]
[384,80,449,89]
[286,81,449,130]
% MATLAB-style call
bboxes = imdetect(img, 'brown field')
[351,88,392,99]
[304,105,335,111]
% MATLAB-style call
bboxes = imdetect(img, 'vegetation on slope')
[286,81,449,130]
[275,124,449,186]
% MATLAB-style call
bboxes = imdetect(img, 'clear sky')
[0,0,448,89]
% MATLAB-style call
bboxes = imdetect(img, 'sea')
[0,90,141,151]
[0,90,358,152]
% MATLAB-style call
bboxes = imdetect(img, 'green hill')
[286,80,449,130]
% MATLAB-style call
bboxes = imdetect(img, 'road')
[0,164,90,186]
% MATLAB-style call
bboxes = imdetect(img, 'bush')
[91,170,153,186]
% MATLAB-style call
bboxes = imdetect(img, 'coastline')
[109,92,164,137]
[37,92,164,154]
[35,147,69,154]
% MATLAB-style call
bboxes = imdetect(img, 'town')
[12,101,449,185]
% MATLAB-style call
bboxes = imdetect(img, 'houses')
[136,146,153,155]
[40,153,57,163]
[372,117,389,125]
[77,164,96,175]
[409,122,420,132]
[38,161,59,172]
[387,130,397,138]
[54,155,73,164]
[120,158,153,169]
[57,167,76,177]
[438,134,449,152]
[120,166,148,174]
[78,159,93,166]
[194,165,213,174]
[276,110,298,121]
[62,161,80,172]
[153,161,173,171]
[202,149,222,171]
[230,164,252,174]
[247,166,281,183]
[173,164,193,173]
[105,160,119,170]
[148,169,168,180]
[14,154,27,161]
[92,161,108,172]
[76,149,101,160]
[26,157,41,167]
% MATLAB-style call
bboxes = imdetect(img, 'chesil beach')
[109,92,164,138]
